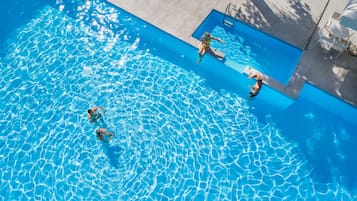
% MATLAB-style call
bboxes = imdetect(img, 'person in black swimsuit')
[248,72,263,97]
[197,32,224,63]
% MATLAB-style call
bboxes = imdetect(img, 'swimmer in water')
[95,128,114,142]
[87,106,105,124]
[248,72,263,97]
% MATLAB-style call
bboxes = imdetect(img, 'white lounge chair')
[312,13,352,58]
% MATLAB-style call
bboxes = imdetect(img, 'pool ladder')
[223,2,241,28]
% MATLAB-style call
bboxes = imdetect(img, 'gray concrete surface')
[108,0,357,106]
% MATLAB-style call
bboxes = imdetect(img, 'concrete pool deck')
[108,0,357,107]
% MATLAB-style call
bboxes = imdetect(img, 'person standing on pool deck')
[87,106,105,124]
[197,32,225,63]
[248,72,263,97]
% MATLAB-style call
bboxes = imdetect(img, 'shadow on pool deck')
[239,0,316,49]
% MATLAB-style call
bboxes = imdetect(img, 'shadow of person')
[102,143,122,168]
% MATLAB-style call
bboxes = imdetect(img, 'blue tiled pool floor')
[0,0,356,200]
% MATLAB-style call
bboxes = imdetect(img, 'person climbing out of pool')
[248,71,263,98]
[95,128,114,142]
[197,32,225,63]
[87,106,105,124]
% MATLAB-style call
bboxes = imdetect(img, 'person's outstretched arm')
[211,36,225,43]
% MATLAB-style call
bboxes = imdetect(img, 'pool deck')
[108,0,357,107]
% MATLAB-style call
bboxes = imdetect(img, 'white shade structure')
[341,0,357,30]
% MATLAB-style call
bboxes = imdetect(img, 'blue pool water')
[0,0,356,200]
[192,10,303,85]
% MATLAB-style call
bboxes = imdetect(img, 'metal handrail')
[223,2,241,28]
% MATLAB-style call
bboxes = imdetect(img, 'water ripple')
[0,2,354,201]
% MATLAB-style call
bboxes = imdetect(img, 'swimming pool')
[192,10,303,85]
[0,0,356,200]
